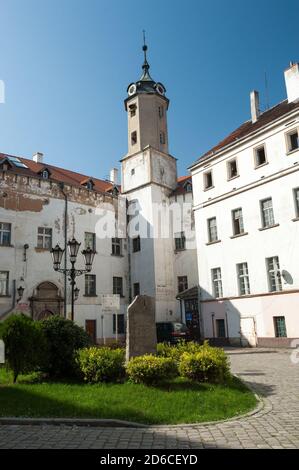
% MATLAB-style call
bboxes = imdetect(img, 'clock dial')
[156,83,165,95]
[128,84,137,96]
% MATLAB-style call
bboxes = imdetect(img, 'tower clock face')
[128,84,137,96]
[156,83,165,95]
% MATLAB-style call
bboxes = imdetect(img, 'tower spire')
[140,30,152,81]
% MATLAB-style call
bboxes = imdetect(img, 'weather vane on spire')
[142,30,148,63]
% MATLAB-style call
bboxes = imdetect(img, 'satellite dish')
[281,270,293,285]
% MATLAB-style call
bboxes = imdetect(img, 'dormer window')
[185,182,192,192]
[42,169,49,179]
[86,180,94,190]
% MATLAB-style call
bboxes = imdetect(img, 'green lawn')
[0,367,256,425]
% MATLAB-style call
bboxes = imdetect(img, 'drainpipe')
[126,199,132,304]
[59,182,68,318]
[211,313,215,338]
[0,280,16,319]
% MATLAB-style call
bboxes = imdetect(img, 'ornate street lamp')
[50,237,96,321]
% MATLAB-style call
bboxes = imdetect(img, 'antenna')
[264,71,270,110]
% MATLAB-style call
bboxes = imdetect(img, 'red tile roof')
[191,99,299,167]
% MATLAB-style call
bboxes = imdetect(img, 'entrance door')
[216,319,226,338]
[240,317,257,347]
[85,320,97,344]
[184,299,200,340]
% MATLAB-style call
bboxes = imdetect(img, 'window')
[85,274,96,296]
[131,168,135,176]
[0,222,11,246]
[237,262,250,295]
[207,217,218,242]
[174,231,186,250]
[131,131,137,145]
[286,129,299,152]
[86,180,94,190]
[113,314,125,334]
[273,316,287,338]
[227,159,238,179]
[211,268,223,298]
[294,187,299,217]
[85,232,96,250]
[266,256,282,292]
[129,103,136,117]
[113,277,123,296]
[254,145,267,167]
[112,238,122,256]
[0,271,9,296]
[204,171,213,189]
[37,227,52,250]
[178,276,188,293]
[160,132,165,144]
[232,208,244,235]
[260,198,275,228]
[185,182,192,192]
[133,282,140,297]
[132,236,140,253]
[42,170,49,179]
[158,106,164,118]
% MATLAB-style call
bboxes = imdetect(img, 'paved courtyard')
[0,348,298,449]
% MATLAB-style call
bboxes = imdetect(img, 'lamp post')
[50,237,96,321]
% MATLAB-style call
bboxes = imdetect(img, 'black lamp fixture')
[17,285,24,302]
[50,237,96,321]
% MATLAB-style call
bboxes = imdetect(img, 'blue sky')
[0,0,298,179]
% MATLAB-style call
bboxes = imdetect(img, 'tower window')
[129,103,137,117]
[160,132,165,145]
[131,168,135,176]
[158,106,164,118]
[131,131,137,145]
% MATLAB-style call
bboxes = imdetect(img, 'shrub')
[0,314,46,383]
[179,344,230,383]
[157,340,203,362]
[40,316,91,378]
[76,347,125,383]
[126,355,178,385]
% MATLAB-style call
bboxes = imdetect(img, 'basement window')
[131,131,137,146]
[254,145,267,167]
[227,158,238,180]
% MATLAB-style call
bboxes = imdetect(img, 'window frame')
[254,144,267,168]
[0,222,11,246]
[133,282,140,297]
[174,231,186,251]
[85,232,96,251]
[132,236,141,253]
[37,227,52,250]
[113,313,125,335]
[260,198,275,228]
[0,271,9,296]
[285,127,299,153]
[266,256,282,292]
[273,316,287,338]
[227,158,239,180]
[293,187,299,218]
[203,170,213,190]
[211,267,223,298]
[84,274,97,297]
[177,276,188,293]
[131,131,137,146]
[113,276,123,297]
[232,208,244,236]
[236,262,251,295]
[207,217,218,243]
[111,237,122,256]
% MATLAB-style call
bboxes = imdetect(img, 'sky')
[0,0,298,180]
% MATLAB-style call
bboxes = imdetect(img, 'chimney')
[110,168,118,185]
[250,90,260,123]
[284,62,299,103]
[33,152,44,164]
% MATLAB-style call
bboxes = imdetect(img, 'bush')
[0,314,46,383]
[40,316,91,378]
[76,347,125,383]
[126,355,178,385]
[157,340,203,362]
[179,344,230,383]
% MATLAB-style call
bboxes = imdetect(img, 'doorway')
[85,320,97,344]
[216,319,226,338]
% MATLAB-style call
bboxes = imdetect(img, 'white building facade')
[190,62,299,347]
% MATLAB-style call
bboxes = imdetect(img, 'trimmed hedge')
[179,345,230,383]
[126,355,178,385]
[76,347,125,383]
[157,340,203,362]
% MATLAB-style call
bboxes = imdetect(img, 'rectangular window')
[0,271,9,296]
[207,217,218,242]
[37,227,52,250]
[113,277,123,296]
[133,282,140,297]
[254,145,267,167]
[0,222,11,246]
[158,106,164,118]
[132,236,140,253]
[293,187,299,217]
[112,238,122,256]
[232,208,244,235]
[85,274,96,296]
[178,276,188,293]
[159,132,165,144]
[237,262,250,295]
[260,198,275,228]
[227,158,238,179]
[273,316,287,338]
[131,131,137,145]
[129,103,136,117]
[287,129,299,152]
[204,171,213,189]
[174,231,186,250]
[211,267,223,298]
[113,314,125,334]
[266,256,282,292]
[85,232,96,250]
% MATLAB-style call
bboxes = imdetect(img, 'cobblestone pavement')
[0,348,298,449]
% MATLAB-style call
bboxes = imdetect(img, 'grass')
[0,367,256,425]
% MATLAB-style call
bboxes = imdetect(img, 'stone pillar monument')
[126,295,157,362]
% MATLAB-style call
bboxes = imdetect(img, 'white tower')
[121,39,178,321]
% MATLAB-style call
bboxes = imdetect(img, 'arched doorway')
[30,282,63,320]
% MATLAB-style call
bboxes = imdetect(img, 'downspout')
[0,280,16,319]
[126,199,132,304]
[59,182,68,318]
